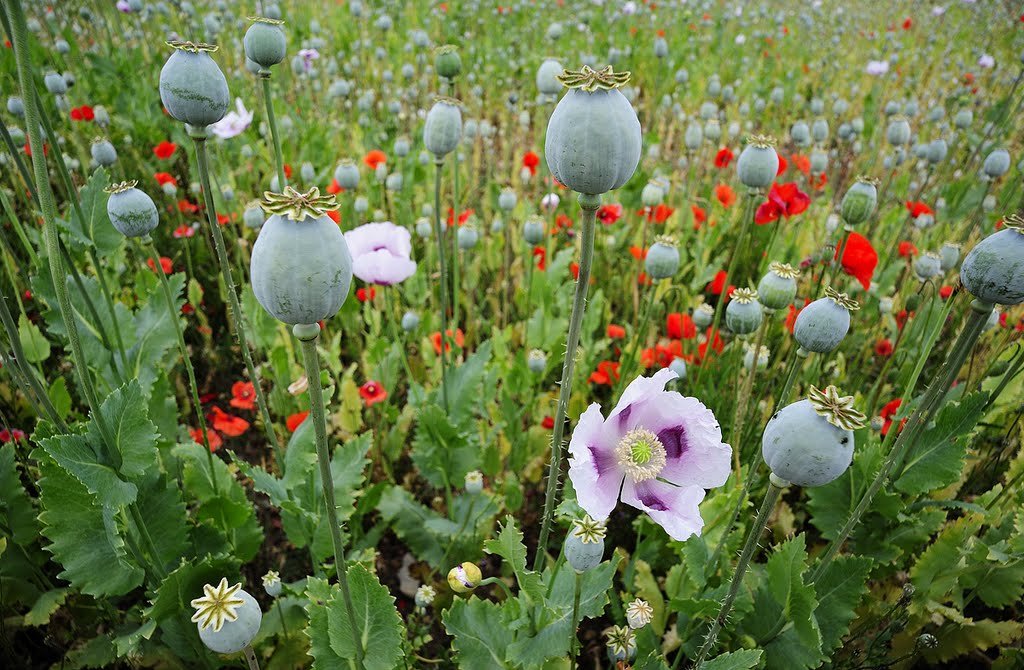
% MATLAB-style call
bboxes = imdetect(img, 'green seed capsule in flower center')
[615,428,667,482]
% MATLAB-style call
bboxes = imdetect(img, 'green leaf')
[412,403,478,489]
[814,556,872,655]
[18,313,49,362]
[911,513,984,609]
[48,376,72,421]
[23,588,69,626]
[483,516,545,602]
[764,535,821,652]
[635,651,672,670]
[443,596,515,669]
[64,167,122,255]
[924,618,1024,664]
[699,649,763,670]
[445,341,492,426]
[38,432,137,507]
[376,486,445,566]
[136,472,189,570]
[89,379,160,479]
[0,443,38,544]
[125,272,186,395]
[896,392,988,495]
[148,554,241,623]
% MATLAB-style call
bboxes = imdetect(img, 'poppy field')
[2,1,1024,669]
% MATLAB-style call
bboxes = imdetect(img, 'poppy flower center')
[615,428,667,483]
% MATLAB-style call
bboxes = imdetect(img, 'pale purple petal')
[623,392,732,489]
[608,368,678,427]
[344,222,416,285]
[568,404,623,521]
[621,479,707,541]
[351,250,417,285]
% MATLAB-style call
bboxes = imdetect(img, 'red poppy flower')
[356,287,376,302]
[652,203,674,223]
[570,262,579,280]
[182,303,194,314]
[691,205,707,225]
[905,201,933,218]
[836,232,878,290]
[811,172,828,191]
[146,256,173,274]
[173,224,195,238]
[23,142,48,157]
[776,155,788,175]
[666,313,697,339]
[715,183,737,208]
[607,324,626,339]
[431,328,465,354]
[209,406,249,437]
[154,172,177,187]
[363,149,386,169]
[697,327,724,361]
[755,182,810,224]
[629,245,647,261]
[0,428,26,443]
[283,164,293,179]
[902,17,912,30]
[874,339,893,357]
[714,147,734,168]
[898,241,918,257]
[216,213,231,225]
[939,285,954,300]
[541,416,555,430]
[589,360,620,385]
[791,154,811,175]
[70,105,94,121]
[286,411,309,432]
[522,151,540,175]
[359,380,387,406]
[880,398,905,436]
[785,298,811,333]
[533,246,546,270]
[597,203,623,224]
[707,270,728,295]
[895,309,912,331]
[153,140,177,159]
[326,210,341,224]
[327,179,342,195]
[447,208,475,226]
[190,426,223,452]
[554,213,573,232]
[178,199,199,214]
[230,381,256,410]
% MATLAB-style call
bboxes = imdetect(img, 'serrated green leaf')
[445,341,492,426]
[443,596,515,669]
[814,555,872,655]
[923,618,1024,664]
[39,431,137,507]
[62,167,122,255]
[18,313,49,362]
[0,443,38,544]
[90,379,160,479]
[412,403,478,489]
[484,516,545,602]
[699,649,763,670]
[325,565,403,670]
[764,535,820,652]
[23,588,69,626]
[136,472,189,571]
[376,486,446,566]
[911,513,983,609]
[896,392,988,495]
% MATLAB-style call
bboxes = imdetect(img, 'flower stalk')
[433,158,452,413]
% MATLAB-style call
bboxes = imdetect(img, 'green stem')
[294,324,365,670]
[128,503,167,579]
[451,148,461,333]
[478,576,515,601]
[0,287,66,430]
[532,192,599,572]
[243,644,261,670]
[693,480,784,666]
[260,74,287,189]
[615,283,657,397]
[569,570,582,670]
[432,158,451,413]
[190,131,284,469]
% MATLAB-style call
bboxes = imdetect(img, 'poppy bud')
[725,288,763,335]
[244,17,287,70]
[447,562,481,593]
[840,177,878,226]
[758,262,799,311]
[645,237,679,280]
[960,216,1024,305]
[434,45,461,80]
[424,97,462,158]
[736,135,779,189]
[905,293,921,312]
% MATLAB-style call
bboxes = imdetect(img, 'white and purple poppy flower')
[568,368,731,541]
[210,98,253,140]
[344,221,417,285]
[865,60,889,76]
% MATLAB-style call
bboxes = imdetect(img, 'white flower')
[210,98,253,139]
[625,598,654,629]
[735,34,746,44]
[931,5,946,15]
[414,584,436,608]
[978,54,994,69]
[541,192,560,211]
[866,60,889,76]
[622,1,638,15]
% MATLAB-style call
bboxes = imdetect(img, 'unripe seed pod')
[954,109,972,129]
[983,149,1010,179]
[725,288,763,335]
[244,17,287,69]
[527,349,547,373]
[300,161,315,182]
[913,252,942,281]
[457,224,478,250]
[564,516,606,572]
[684,123,703,151]
[939,242,960,272]
[536,58,563,96]
[693,303,714,328]
[762,385,865,487]
[334,160,360,189]
[927,138,948,164]
[840,177,878,225]
[401,311,420,331]
[243,203,265,229]
[886,117,911,145]
[191,579,263,655]
[44,71,67,95]
[794,288,857,353]
[757,262,799,311]
[90,139,117,167]
[644,237,679,279]
[736,136,779,189]
[498,188,517,211]
[6,96,24,117]
[640,180,664,207]
[669,357,687,381]
[811,118,829,143]
[105,181,158,238]
[393,136,411,158]
[159,42,230,127]
[434,45,461,80]
[810,150,828,174]
[424,97,463,158]
[790,120,810,146]
[653,37,668,59]
[523,216,545,245]
[960,217,1024,305]
[262,571,282,598]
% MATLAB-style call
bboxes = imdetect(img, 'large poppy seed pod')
[423,97,462,158]
[684,122,703,151]
[523,216,545,245]
[758,261,799,311]
[725,288,763,335]
[536,58,563,96]
[191,578,263,655]
[811,118,829,143]
[762,385,865,487]
[913,252,942,281]
[840,177,878,225]
[159,41,230,127]
[250,187,353,325]
[434,45,461,80]
[790,120,810,147]
[44,71,67,95]
[334,160,359,190]
[90,139,117,167]
[886,116,911,145]
[564,516,606,573]
[927,138,948,164]
[105,181,158,238]
[498,188,517,211]
[736,135,779,189]
[545,66,641,195]
[645,236,679,279]
[794,288,857,353]
[983,149,1010,179]
[640,180,664,207]
[960,216,1024,305]
[244,17,286,69]
[939,242,960,272]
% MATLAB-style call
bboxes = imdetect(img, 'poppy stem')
[451,149,461,335]
[728,312,772,473]
[190,131,284,471]
[139,237,219,495]
[569,570,582,670]
[242,645,261,670]
[259,74,287,189]
[693,479,784,666]
[432,159,451,413]
[293,323,366,670]
[533,192,599,573]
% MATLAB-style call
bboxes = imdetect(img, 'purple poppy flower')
[344,221,417,285]
[567,368,731,541]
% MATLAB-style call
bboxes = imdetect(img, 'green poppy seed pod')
[193,581,263,655]
[737,137,779,189]
[883,101,900,116]
[385,172,403,191]
[699,101,717,120]
[536,58,563,96]
[794,289,856,353]
[684,122,703,151]
[840,178,877,225]
[424,98,462,158]
[243,204,265,229]
[693,303,714,328]
[762,386,864,487]
[960,220,1024,305]
[725,288,763,335]
[645,237,679,279]
[913,252,942,281]
[523,217,545,245]
[982,149,1010,179]
[545,66,641,195]
[640,180,664,207]
[669,357,687,380]
[244,18,287,69]
[927,138,948,164]
[8,126,24,145]
[810,149,828,174]
[790,120,810,146]
[811,118,829,143]
[106,181,159,238]
[954,109,973,130]
[334,160,359,190]
[44,71,67,95]
[435,45,461,80]
[401,311,420,331]
[159,42,230,127]
[653,37,668,59]
[90,139,117,167]
[300,162,315,182]
[886,117,911,145]
[6,96,24,117]
[490,218,504,234]
[527,349,547,373]
[939,242,960,272]
[564,517,606,572]
[704,119,721,142]
[457,225,478,250]
[250,188,353,324]
[758,262,799,311]
[498,188,517,211]
[394,136,411,158]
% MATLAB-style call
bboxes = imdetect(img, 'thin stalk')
[260,74,287,189]
[59,240,124,384]
[432,158,451,413]
[294,324,365,670]
[532,192,600,572]
[569,570,582,670]
[692,480,784,666]
[190,130,283,469]
[615,283,657,397]
[0,288,66,429]
[243,645,261,670]
[451,149,461,332]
